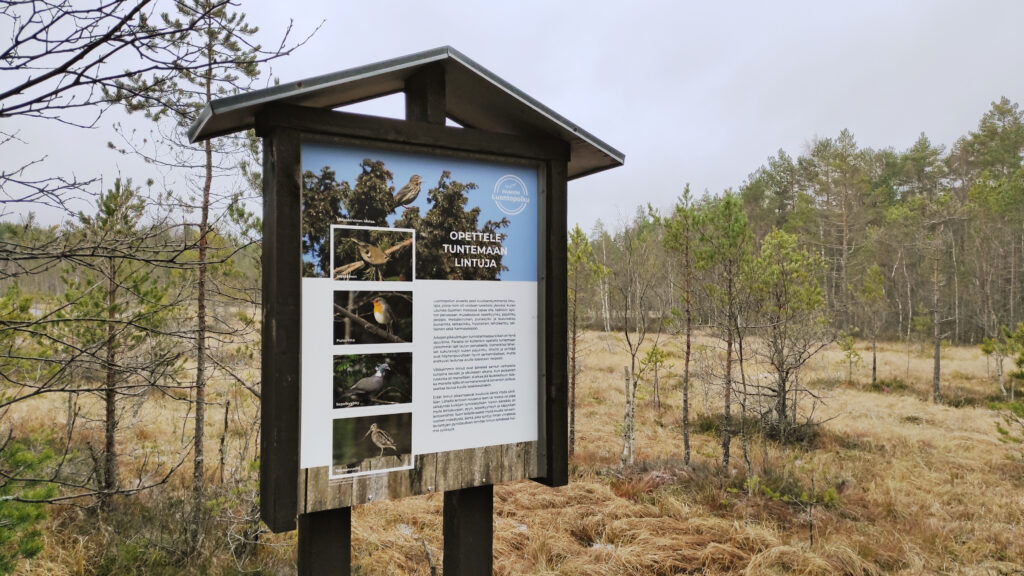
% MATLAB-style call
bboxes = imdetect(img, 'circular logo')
[492,175,530,216]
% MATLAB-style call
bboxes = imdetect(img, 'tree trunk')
[736,317,750,474]
[191,114,213,548]
[620,366,632,467]
[682,267,691,466]
[600,239,611,332]
[102,256,118,511]
[932,250,942,404]
[721,275,734,474]
[871,337,877,385]
[653,363,660,410]
[997,356,1006,398]
[569,285,578,458]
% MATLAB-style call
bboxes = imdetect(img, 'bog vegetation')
[3,2,1024,574]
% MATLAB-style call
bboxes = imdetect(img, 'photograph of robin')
[333,290,412,345]
[331,412,412,477]
[333,352,412,408]
[331,225,413,282]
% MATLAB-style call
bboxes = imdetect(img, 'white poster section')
[298,142,539,480]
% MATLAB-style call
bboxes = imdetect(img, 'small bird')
[349,238,389,280]
[372,296,394,335]
[362,423,397,457]
[345,362,390,399]
[349,238,389,266]
[393,175,422,209]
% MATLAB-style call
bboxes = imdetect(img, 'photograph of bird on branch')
[331,413,413,477]
[333,352,413,408]
[334,290,413,344]
[301,143,537,283]
[331,226,413,282]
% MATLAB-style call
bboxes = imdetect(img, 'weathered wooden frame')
[257,101,570,534]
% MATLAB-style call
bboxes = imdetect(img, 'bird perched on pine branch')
[348,238,389,280]
[372,296,394,335]
[393,174,422,209]
[363,423,397,457]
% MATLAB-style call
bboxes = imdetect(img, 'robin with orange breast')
[372,296,394,335]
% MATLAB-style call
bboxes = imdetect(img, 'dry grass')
[11,331,1024,574]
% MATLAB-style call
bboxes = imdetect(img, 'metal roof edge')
[443,47,625,167]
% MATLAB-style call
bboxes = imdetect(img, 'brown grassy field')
[13,333,1024,574]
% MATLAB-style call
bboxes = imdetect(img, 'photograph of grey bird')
[344,362,390,400]
[363,423,397,457]
[372,296,394,335]
[392,174,422,209]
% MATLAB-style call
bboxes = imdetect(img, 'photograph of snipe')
[331,225,413,282]
[333,290,412,345]
[331,413,413,477]
[333,352,412,408]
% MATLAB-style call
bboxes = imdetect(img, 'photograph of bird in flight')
[333,352,412,408]
[333,290,412,345]
[331,412,413,478]
[331,225,414,282]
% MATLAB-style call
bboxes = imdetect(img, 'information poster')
[298,141,539,480]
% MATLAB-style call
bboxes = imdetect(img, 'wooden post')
[259,125,302,533]
[297,507,351,576]
[443,484,493,575]
[539,158,570,487]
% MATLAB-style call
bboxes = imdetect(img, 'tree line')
[568,97,1024,474]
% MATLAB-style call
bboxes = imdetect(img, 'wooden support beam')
[443,484,493,576]
[297,507,351,576]
[405,62,447,125]
[537,158,569,487]
[260,126,302,532]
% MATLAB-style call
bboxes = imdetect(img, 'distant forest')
[572,97,1024,348]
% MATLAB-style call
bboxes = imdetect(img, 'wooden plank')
[305,467,329,514]
[328,477,353,511]
[260,127,302,533]
[387,465,414,502]
[499,443,522,484]
[434,449,460,493]
[411,452,437,494]
[525,439,540,479]
[443,484,493,576]
[462,447,486,489]
[352,475,369,506]
[405,62,446,125]
[255,104,570,163]
[481,445,502,487]
[297,507,351,576]
[367,472,388,505]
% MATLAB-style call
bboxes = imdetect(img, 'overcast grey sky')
[7,1,1024,231]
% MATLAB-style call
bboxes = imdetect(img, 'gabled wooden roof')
[188,46,623,179]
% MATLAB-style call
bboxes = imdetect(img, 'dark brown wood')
[260,127,302,533]
[255,103,569,163]
[443,484,493,576]
[405,62,447,125]
[297,507,351,576]
[535,159,569,487]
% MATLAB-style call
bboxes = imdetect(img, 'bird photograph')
[332,226,414,282]
[331,413,413,477]
[362,423,396,457]
[392,174,422,209]
[333,352,412,408]
[333,290,413,344]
